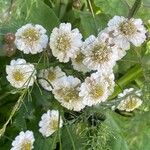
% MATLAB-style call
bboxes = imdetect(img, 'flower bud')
[4,33,15,44]
[73,0,82,9]
[3,43,16,57]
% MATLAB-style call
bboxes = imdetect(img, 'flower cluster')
[7,15,146,149]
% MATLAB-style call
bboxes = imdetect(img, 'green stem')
[58,114,62,150]
[109,65,142,99]
[128,0,142,18]
[87,0,98,33]
[51,132,58,150]
[65,125,76,150]
[0,89,27,138]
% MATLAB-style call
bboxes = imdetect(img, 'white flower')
[39,110,63,137]
[38,66,66,91]
[49,23,82,62]
[107,16,146,50]
[71,51,90,73]
[82,33,118,73]
[52,76,85,111]
[99,27,127,60]
[117,88,142,112]
[71,35,96,73]
[79,71,114,106]
[15,23,48,54]
[82,35,96,49]
[6,59,36,89]
[93,71,115,95]
[118,88,141,98]
[117,96,142,112]
[11,130,35,150]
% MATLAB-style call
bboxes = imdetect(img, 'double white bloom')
[39,110,63,137]
[107,16,146,50]
[38,66,66,91]
[50,23,82,62]
[52,76,85,111]
[11,131,35,150]
[79,71,115,106]
[71,35,96,73]
[15,24,48,54]
[117,88,142,112]
[82,33,118,73]
[6,59,36,89]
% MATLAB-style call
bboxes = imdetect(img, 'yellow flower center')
[119,20,137,36]
[13,70,24,81]
[90,85,104,99]
[91,43,109,63]
[21,141,32,150]
[124,96,138,110]
[50,119,59,130]
[56,34,71,51]
[75,52,85,63]
[47,71,56,81]
[22,28,40,42]
[58,87,79,102]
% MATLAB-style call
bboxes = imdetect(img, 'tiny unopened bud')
[73,0,82,10]
[4,33,15,44]
[3,44,16,57]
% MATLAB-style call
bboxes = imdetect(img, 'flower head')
[107,16,146,50]
[39,110,63,137]
[11,130,35,150]
[79,71,114,106]
[94,71,115,95]
[38,66,66,91]
[49,23,82,62]
[82,33,118,72]
[71,50,90,73]
[15,24,48,54]
[117,88,142,111]
[99,27,127,59]
[52,76,85,111]
[71,35,96,73]
[117,96,142,112]
[6,59,36,89]
[118,88,141,98]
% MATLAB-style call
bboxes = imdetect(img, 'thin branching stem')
[128,0,142,18]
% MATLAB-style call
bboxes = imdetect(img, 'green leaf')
[94,0,129,16]
[117,49,139,74]
[34,133,56,150]
[0,0,59,34]
[26,0,59,34]
[110,65,142,99]
[15,0,59,34]
[73,10,110,38]
[12,97,35,130]
[61,124,84,150]
[105,112,130,150]
[106,111,150,150]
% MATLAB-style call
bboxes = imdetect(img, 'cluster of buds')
[3,33,16,57]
